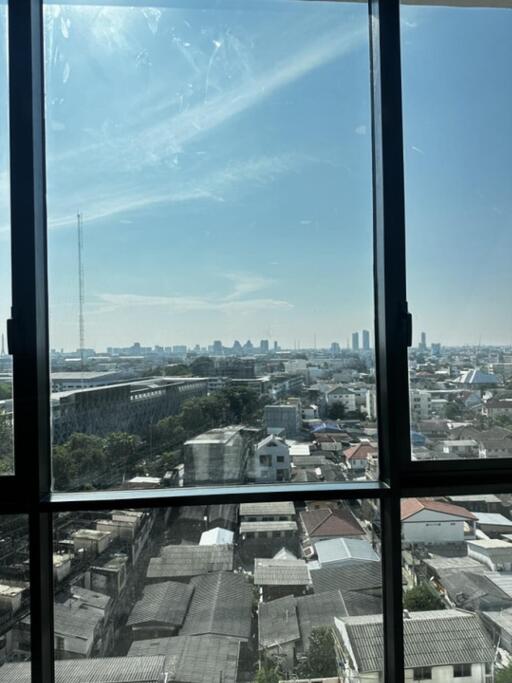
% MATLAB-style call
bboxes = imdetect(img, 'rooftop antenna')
[77,211,85,373]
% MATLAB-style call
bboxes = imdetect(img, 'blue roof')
[311,421,343,433]
[411,431,426,446]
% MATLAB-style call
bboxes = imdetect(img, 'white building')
[401,498,476,545]
[441,440,479,459]
[254,434,291,483]
[335,610,494,683]
[467,539,512,571]
[410,390,432,421]
[325,387,357,413]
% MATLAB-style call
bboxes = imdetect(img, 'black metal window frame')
[2,1,512,682]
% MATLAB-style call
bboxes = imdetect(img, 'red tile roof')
[400,498,476,522]
[300,506,364,539]
[343,443,378,461]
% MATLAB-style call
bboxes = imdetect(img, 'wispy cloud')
[47,153,305,230]
[96,271,292,316]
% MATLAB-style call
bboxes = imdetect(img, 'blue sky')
[0,2,511,351]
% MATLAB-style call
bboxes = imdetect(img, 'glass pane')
[0,1,13,476]
[0,515,31,680]
[44,0,377,491]
[402,4,512,462]
[402,495,512,681]
[43,500,381,681]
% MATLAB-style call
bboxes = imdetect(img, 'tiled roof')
[400,498,476,521]
[0,657,166,683]
[180,572,252,640]
[128,635,240,683]
[239,501,295,517]
[310,562,383,616]
[254,558,311,586]
[259,595,300,647]
[300,506,364,539]
[340,610,495,673]
[343,443,377,461]
[147,544,233,579]
[127,581,194,627]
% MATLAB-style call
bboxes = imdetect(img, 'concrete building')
[441,439,479,459]
[410,390,432,421]
[71,529,112,556]
[467,539,512,571]
[264,404,301,438]
[352,332,359,352]
[184,425,257,486]
[254,434,291,483]
[362,330,370,351]
[335,610,494,682]
[240,501,295,522]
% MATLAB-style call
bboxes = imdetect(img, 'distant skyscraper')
[260,339,269,353]
[362,329,370,350]
[431,342,441,356]
[330,342,341,354]
[419,331,427,351]
[233,340,243,354]
[273,341,278,353]
[352,332,359,352]
[212,340,223,355]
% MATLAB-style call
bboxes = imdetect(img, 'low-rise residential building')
[254,434,291,483]
[401,498,477,544]
[312,538,379,568]
[335,610,495,683]
[199,527,234,545]
[240,520,298,540]
[127,581,194,639]
[441,439,479,459]
[146,544,233,583]
[300,506,364,545]
[474,512,512,537]
[254,558,311,600]
[264,404,301,438]
[343,442,377,472]
[467,539,512,571]
[0,657,169,682]
[127,634,241,683]
[71,529,112,556]
[410,390,432,421]
[240,501,295,522]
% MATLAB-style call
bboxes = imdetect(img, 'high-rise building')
[330,342,341,354]
[260,339,269,354]
[273,341,278,353]
[419,332,427,351]
[212,340,223,356]
[352,332,359,352]
[431,342,441,356]
[233,340,243,354]
[362,330,370,350]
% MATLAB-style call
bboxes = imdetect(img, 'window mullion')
[369,0,409,681]
[8,0,53,681]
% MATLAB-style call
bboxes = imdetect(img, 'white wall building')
[254,434,291,483]
[401,499,476,545]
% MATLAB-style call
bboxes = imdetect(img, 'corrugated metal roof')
[254,558,311,586]
[315,538,379,566]
[147,544,233,579]
[259,595,300,647]
[239,501,295,517]
[127,581,194,627]
[240,521,297,533]
[296,591,347,649]
[180,572,252,640]
[340,610,495,673]
[199,527,234,545]
[0,657,166,682]
[128,635,240,683]
[475,513,512,526]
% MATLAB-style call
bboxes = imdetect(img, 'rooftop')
[180,572,252,640]
[0,657,167,682]
[254,558,311,587]
[300,506,364,539]
[400,498,476,521]
[128,635,240,683]
[199,527,234,546]
[239,501,295,517]
[338,609,495,673]
[147,544,233,579]
[127,581,194,628]
[240,521,297,534]
[314,538,379,566]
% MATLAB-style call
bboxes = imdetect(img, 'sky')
[0,2,511,351]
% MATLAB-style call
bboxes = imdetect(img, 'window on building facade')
[2,1,512,683]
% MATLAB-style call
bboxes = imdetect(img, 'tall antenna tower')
[77,211,85,370]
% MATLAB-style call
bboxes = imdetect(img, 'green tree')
[295,626,338,678]
[403,582,444,611]
[254,657,281,683]
[0,411,13,473]
[189,356,215,376]
[104,432,142,473]
[327,401,346,420]
[53,433,106,490]
[164,364,191,377]
[496,662,512,682]
[445,398,464,421]
[0,383,11,401]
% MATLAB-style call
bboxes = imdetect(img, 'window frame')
[3,2,512,683]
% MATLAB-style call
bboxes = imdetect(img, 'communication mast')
[77,211,85,370]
